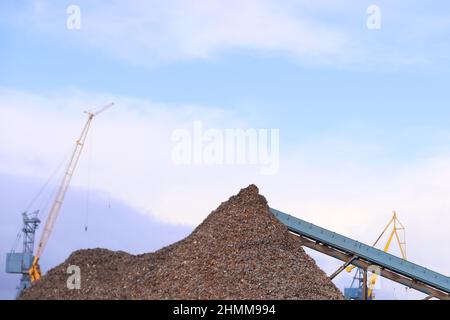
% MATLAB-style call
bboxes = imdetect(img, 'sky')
[1,0,450,300]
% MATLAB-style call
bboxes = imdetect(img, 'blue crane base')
[6,252,35,297]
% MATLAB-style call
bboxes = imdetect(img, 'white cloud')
[84,0,349,64]
[5,0,449,67]
[0,87,260,225]
[12,0,350,66]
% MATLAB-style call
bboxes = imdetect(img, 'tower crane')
[344,211,407,300]
[6,103,114,295]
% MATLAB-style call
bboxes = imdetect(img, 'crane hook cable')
[23,150,71,214]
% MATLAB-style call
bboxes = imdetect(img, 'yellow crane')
[346,211,407,299]
[29,103,114,282]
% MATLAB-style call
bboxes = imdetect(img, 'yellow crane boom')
[346,211,407,298]
[29,103,114,282]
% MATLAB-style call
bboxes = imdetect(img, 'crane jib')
[30,103,114,282]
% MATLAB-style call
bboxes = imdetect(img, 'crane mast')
[29,103,114,282]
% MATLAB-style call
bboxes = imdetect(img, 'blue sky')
[2,1,450,157]
[1,1,450,299]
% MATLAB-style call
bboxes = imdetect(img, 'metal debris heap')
[20,185,343,300]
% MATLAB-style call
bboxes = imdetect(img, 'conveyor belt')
[271,208,450,300]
